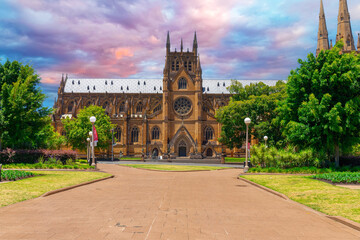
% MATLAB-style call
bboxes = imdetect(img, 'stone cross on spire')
[336,0,355,52]
[316,0,329,56]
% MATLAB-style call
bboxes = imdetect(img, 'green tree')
[62,105,114,151]
[277,41,360,166]
[0,60,53,149]
[216,81,286,149]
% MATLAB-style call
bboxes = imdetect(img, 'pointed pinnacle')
[320,0,325,17]
[181,38,183,52]
[166,31,170,47]
[193,31,198,45]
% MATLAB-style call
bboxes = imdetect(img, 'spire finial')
[166,31,170,49]
[181,38,183,52]
[316,0,329,56]
[193,31,198,55]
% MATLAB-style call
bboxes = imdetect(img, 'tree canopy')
[62,105,114,151]
[216,80,286,149]
[0,60,58,149]
[277,42,360,165]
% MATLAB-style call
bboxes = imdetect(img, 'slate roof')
[64,79,280,94]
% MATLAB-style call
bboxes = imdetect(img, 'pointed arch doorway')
[178,140,187,157]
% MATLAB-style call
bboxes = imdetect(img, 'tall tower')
[316,0,329,56]
[336,0,355,52]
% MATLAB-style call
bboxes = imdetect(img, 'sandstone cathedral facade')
[53,0,359,159]
[52,32,276,158]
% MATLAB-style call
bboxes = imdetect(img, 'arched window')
[188,61,192,71]
[178,78,187,89]
[171,61,175,71]
[102,101,108,109]
[115,127,121,142]
[136,102,143,113]
[176,61,179,71]
[68,101,74,113]
[153,104,162,113]
[119,102,125,112]
[131,127,139,143]
[205,127,214,141]
[152,127,160,140]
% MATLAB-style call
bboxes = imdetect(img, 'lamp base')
[243,166,249,173]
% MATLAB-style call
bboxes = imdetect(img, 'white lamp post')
[264,136,268,147]
[244,117,251,173]
[87,137,91,164]
[90,116,96,168]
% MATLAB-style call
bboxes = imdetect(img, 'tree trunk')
[334,143,340,167]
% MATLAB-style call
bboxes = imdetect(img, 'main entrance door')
[178,140,187,157]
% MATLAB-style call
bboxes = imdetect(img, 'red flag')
[93,125,98,145]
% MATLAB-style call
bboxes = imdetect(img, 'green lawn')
[119,157,142,161]
[121,164,231,171]
[0,171,111,207]
[241,175,360,223]
[225,157,245,163]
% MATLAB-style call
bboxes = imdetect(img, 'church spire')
[193,31,198,56]
[336,0,355,52]
[316,0,330,56]
[166,31,170,54]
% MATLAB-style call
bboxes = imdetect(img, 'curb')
[238,176,360,233]
[118,164,234,173]
[41,175,114,197]
[238,176,288,200]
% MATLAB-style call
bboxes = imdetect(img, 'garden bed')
[312,172,360,184]
[248,166,360,174]
[1,170,35,181]
[3,162,94,170]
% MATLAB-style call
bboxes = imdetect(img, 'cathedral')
[53,0,358,159]
[317,0,360,56]
[53,32,276,159]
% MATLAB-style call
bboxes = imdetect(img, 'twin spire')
[166,31,198,54]
[316,0,359,56]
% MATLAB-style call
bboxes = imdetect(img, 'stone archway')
[152,148,159,157]
[206,148,213,157]
[178,140,187,157]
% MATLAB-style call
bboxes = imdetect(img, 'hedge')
[0,149,77,164]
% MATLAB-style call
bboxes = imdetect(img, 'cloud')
[1,0,360,107]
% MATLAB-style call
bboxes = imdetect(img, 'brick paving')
[0,164,359,240]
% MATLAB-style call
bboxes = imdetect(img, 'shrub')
[313,172,360,184]
[1,170,34,181]
[0,149,77,164]
[251,144,321,169]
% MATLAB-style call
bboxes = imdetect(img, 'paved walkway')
[98,160,244,168]
[0,164,359,240]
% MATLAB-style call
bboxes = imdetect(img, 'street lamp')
[264,136,268,147]
[90,116,96,168]
[87,137,91,164]
[244,117,251,173]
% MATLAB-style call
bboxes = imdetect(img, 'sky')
[1,0,360,108]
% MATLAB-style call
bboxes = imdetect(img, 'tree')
[62,105,114,151]
[0,60,53,149]
[216,81,286,149]
[277,41,360,166]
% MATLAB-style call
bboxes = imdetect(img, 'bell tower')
[162,31,203,157]
[336,0,356,52]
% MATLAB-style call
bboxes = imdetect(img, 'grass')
[119,157,142,161]
[313,172,360,184]
[121,164,231,171]
[240,175,360,223]
[225,157,245,163]
[248,166,360,174]
[0,171,111,207]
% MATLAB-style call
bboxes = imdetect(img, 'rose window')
[174,97,192,115]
